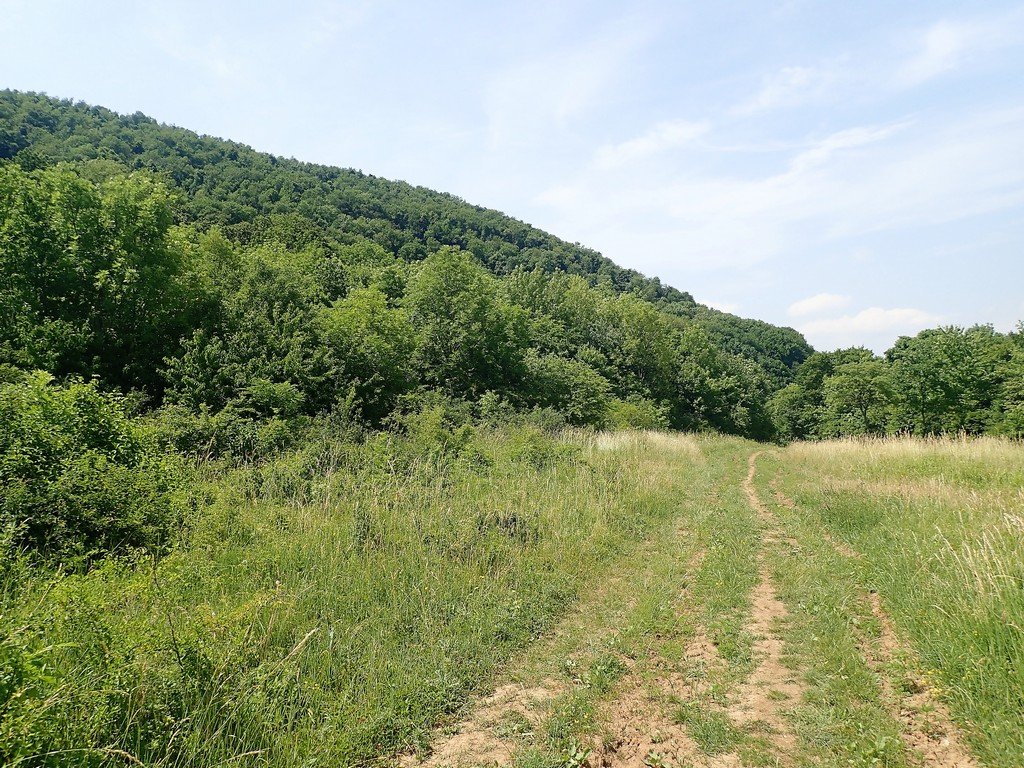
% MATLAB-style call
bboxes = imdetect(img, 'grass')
[5,431,1022,767]
[673,703,742,754]
[767,435,1024,768]
[0,426,702,767]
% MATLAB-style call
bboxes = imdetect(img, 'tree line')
[771,326,1024,439]
[0,162,780,441]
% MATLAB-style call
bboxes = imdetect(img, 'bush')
[151,403,306,464]
[605,397,670,430]
[0,372,177,562]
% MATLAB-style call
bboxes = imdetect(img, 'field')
[2,431,1022,767]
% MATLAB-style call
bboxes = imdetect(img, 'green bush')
[0,372,177,562]
[605,396,670,430]
[151,403,306,464]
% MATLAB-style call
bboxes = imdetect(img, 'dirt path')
[733,453,805,763]
[404,450,817,768]
[596,453,808,767]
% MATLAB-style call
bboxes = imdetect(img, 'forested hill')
[0,90,811,382]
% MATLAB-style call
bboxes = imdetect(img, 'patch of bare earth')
[865,592,979,768]
[594,567,802,768]
[730,454,806,763]
[593,680,707,768]
[592,556,728,768]
[401,682,564,768]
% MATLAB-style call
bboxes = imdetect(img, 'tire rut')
[866,592,979,768]
[732,452,806,764]
[768,468,979,767]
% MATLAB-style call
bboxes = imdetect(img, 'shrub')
[605,397,669,430]
[0,372,177,562]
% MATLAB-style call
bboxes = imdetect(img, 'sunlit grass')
[0,427,703,767]
[773,436,1024,767]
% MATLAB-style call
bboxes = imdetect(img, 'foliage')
[772,328,1022,440]
[0,373,176,561]
[0,164,208,393]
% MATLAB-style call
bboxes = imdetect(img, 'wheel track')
[770,473,980,767]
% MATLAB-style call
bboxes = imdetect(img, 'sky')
[2,0,1023,352]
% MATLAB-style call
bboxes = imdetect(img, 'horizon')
[2,0,1022,352]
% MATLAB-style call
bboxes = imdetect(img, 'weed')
[673,702,741,755]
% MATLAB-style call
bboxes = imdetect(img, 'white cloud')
[731,7,1024,119]
[787,293,851,317]
[143,11,252,85]
[595,120,709,169]
[800,307,942,335]
[733,65,831,115]
[896,12,1024,88]
[897,20,971,86]
[534,106,1024,273]
[788,122,909,173]
[798,306,944,351]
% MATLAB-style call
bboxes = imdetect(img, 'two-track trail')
[400,443,987,768]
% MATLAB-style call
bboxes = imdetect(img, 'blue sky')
[3,1,1023,352]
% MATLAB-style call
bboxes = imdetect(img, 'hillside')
[3,92,1023,768]
[0,90,812,387]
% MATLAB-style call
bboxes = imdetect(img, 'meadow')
[3,431,1023,768]
[0,425,709,767]
[764,437,1024,767]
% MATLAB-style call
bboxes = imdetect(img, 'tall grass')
[777,436,1024,767]
[0,427,701,767]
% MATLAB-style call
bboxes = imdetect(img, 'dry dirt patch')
[401,682,565,768]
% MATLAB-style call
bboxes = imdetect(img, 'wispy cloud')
[732,6,1024,119]
[535,106,1024,272]
[896,20,974,86]
[482,21,652,147]
[787,121,910,173]
[143,9,253,86]
[595,120,709,169]
[895,11,1024,88]
[733,65,834,115]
